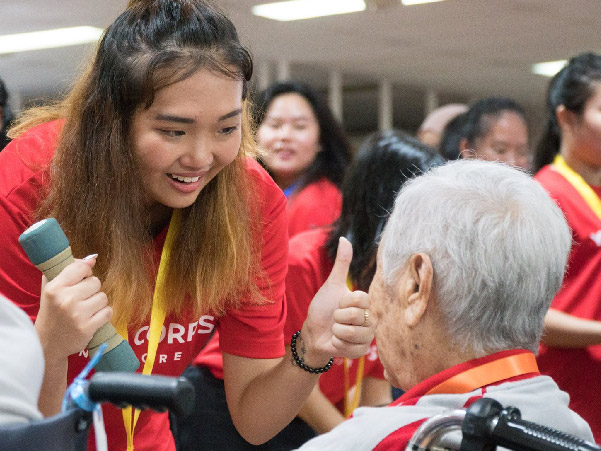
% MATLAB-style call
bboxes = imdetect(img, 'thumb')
[326,237,353,287]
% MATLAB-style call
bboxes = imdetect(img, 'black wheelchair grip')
[461,397,600,451]
[87,373,195,418]
[492,416,601,451]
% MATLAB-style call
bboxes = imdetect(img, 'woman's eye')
[161,129,185,138]
[220,125,239,135]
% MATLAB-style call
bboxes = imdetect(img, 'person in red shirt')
[255,81,352,237]
[176,131,443,450]
[533,51,601,441]
[0,1,373,450]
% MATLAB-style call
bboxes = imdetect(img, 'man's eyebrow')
[219,108,242,121]
[154,114,195,124]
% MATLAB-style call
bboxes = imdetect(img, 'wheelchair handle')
[407,398,600,451]
[461,398,601,451]
[87,373,195,417]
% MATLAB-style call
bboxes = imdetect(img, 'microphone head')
[18,218,69,265]
[94,340,140,373]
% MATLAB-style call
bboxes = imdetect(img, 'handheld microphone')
[19,218,140,373]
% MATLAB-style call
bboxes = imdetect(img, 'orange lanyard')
[552,154,601,220]
[425,352,538,396]
[343,277,365,418]
[117,210,181,451]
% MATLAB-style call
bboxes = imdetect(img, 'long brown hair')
[12,0,265,327]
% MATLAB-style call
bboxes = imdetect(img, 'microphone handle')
[35,246,126,357]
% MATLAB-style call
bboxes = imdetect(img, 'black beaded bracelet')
[290,330,334,374]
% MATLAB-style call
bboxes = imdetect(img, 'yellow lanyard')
[552,154,601,220]
[343,277,365,418]
[117,210,181,451]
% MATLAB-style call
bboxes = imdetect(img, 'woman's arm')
[34,257,112,416]
[222,238,374,445]
[297,381,345,434]
[542,308,601,348]
[359,377,392,407]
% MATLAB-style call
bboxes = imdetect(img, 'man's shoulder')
[297,404,440,450]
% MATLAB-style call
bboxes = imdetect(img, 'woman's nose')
[182,140,214,168]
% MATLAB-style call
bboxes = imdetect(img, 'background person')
[533,51,601,441]
[297,160,593,450]
[255,81,352,237]
[459,97,531,171]
[0,1,373,450]
[416,103,467,149]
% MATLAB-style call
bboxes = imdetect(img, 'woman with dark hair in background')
[254,81,352,237]
[459,96,530,170]
[173,130,444,450]
[0,1,372,449]
[533,51,601,441]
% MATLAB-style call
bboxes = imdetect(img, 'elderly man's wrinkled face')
[369,255,411,389]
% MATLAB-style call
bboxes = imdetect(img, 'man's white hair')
[380,159,571,355]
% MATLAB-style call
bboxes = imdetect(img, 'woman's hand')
[35,255,112,361]
[301,237,374,366]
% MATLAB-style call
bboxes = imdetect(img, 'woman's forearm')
[542,308,601,347]
[36,354,67,417]
[223,344,326,445]
[298,380,345,434]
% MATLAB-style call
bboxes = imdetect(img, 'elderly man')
[298,160,593,450]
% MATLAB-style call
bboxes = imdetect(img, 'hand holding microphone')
[19,218,140,372]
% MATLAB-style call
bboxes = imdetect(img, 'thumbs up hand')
[299,237,374,367]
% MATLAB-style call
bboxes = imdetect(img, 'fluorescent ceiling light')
[0,26,104,55]
[532,60,567,77]
[401,0,445,5]
[253,0,366,21]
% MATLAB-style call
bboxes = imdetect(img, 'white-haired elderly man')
[297,160,594,450]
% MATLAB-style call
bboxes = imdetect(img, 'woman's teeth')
[169,174,200,183]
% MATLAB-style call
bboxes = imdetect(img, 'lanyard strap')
[118,210,181,451]
[425,352,539,395]
[552,154,601,220]
[343,276,365,418]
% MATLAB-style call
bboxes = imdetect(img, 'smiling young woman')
[0,1,374,450]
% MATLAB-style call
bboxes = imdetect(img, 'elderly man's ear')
[400,253,433,327]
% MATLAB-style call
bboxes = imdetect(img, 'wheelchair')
[0,372,194,451]
[406,397,601,451]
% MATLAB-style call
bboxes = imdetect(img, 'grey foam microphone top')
[95,340,140,373]
[18,218,69,266]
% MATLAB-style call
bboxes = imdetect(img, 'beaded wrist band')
[290,330,334,374]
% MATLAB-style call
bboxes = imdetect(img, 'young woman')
[0,1,372,450]
[459,97,531,171]
[533,51,601,442]
[255,81,352,237]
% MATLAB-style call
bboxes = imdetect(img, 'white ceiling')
[1,0,600,133]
